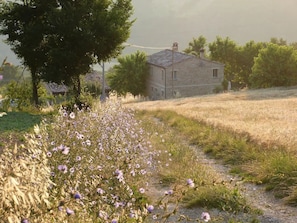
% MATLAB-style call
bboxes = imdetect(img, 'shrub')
[23,100,157,222]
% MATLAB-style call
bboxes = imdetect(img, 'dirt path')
[194,146,297,223]
[147,144,297,223]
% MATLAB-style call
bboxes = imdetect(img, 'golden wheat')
[124,87,297,150]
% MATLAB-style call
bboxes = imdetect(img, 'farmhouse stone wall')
[147,57,224,100]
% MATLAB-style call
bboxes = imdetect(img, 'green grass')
[0,112,45,151]
[135,110,259,219]
[0,112,43,132]
[136,109,297,206]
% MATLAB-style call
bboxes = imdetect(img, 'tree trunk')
[31,70,39,107]
[72,75,81,104]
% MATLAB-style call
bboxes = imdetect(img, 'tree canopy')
[184,35,207,56]
[0,0,133,104]
[183,36,297,90]
[107,51,149,97]
[250,44,297,88]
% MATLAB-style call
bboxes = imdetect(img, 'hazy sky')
[1,0,297,69]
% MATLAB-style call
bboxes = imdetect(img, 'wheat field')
[124,87,297,150]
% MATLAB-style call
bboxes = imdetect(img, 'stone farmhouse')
[146,49,224,100]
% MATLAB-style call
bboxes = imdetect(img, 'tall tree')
[236,41,265,88]
[184,35,207,56]
[0,0,133,105]
[0,0,57,106]
[208,36,239,89]
[107,51,149,97]
[250,43,297,88]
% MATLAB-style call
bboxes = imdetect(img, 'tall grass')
[136,110,260,222]
[1,99,261,223]
[127,89,297,207]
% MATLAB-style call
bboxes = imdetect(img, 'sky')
[1,0,297,70]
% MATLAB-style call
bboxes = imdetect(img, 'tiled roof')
[45,82,68,94]
[147,49,194,68]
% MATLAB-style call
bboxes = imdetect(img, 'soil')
[147,144,297,223]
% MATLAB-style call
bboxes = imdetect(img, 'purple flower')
[74,193,81,199]
[62,146,70,155]
[58,164,68,173]
[165,189,173,195]
[111,219,118,223]
[97,188,105,195]
[201,212,211,222]
[139,188,145,193]
[66,208,74,215]
[21,219,29,223]
[147,205,154,213]
[187,179,195,188]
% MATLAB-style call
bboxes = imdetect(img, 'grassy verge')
[136,110,261,222]
[136,109,297,207]
[0,111,46,151]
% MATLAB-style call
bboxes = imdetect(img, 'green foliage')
[184,35,207,56]
[0,63,23,86]
[208,36,238,88]
[184,35,297,90]
[2,80,53,111]
[0,0,133,103]
[235,41,265,88]
[185,185,250,213]
[108,51,149,96]
[250,44,297,88]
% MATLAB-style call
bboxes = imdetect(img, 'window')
[172,70,177,80]
[213,69,218,78]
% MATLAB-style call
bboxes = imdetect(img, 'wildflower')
[70,167,75,173]
[129,212,135,218]
[74,193,81,199]
[76,156,82,161]
[66,208,74,215]
[139,188,145,193]
[99,210,108,220]
[58,165,68,173]
[201,212,211,222]
[165,189,173,195]
[153,215,158,220]
[46,151,52,157]
[21,219,29,223]
[147,205,154,213]
[69,112,75,119]
[111,219,118,223]
[86,139,91,146]
[62,146,70,155]
[140,169,147,175]
[97,188,105,195]
[187,179,195,188]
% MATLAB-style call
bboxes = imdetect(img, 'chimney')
[172,42,178,51]
[199,48,205,59]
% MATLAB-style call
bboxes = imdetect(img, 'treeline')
[184,36,297,90]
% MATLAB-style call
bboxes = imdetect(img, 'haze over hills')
[1,0,297,69]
